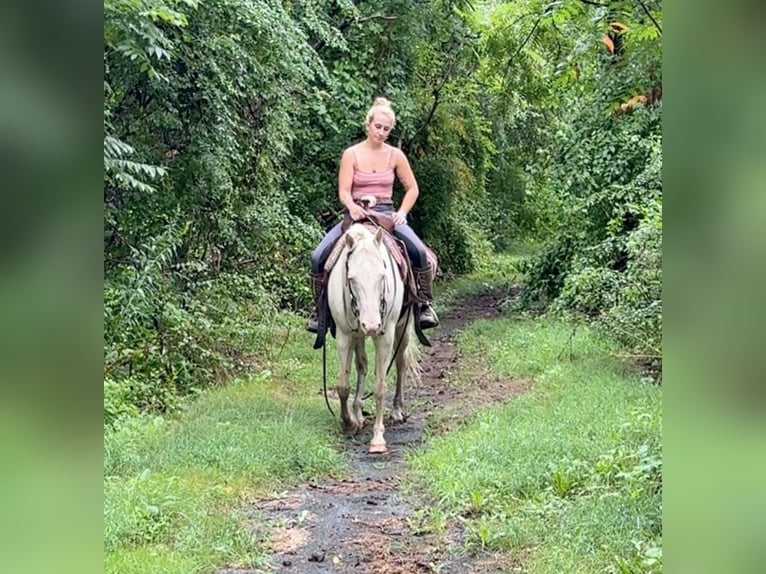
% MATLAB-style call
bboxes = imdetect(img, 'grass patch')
[104,471,257,572]
[436,251,524,308]
[407,317,662,573]
[104,315,345,574]
[105,547,200,574]
[105,382,342,483]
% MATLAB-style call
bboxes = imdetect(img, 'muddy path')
[227,288,528,574]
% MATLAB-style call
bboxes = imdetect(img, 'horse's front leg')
[336,333,360,434]
[392,325,411,424]
[369,333,395,453]
[352,339,367,428]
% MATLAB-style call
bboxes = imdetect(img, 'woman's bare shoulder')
[388,145,408,164]
[339,144,355,158]
[341,142,364,158]
[345,141,366,151]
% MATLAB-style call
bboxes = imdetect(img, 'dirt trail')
[224,288,528,574]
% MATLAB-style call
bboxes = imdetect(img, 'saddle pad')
[424,246,438,279]
[324,235,348,274]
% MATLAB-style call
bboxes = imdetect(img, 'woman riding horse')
[307,97,438,332]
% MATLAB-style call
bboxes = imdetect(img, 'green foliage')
[514,233,577,309]
[104,329,346,573]
[555,137,662,359]
[104,0,336,416]
[103,224,281,420]
[518,104,662,365]
[104,0,195,81]
[417,111,495,271]
[408,317,662,572]
[104,377,140,426]
[482,0,664,367]
[411,155,492,274]
[104,135,167,195]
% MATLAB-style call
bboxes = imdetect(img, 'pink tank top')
[350,148,395,204]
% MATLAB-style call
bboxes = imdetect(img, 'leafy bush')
[516,102,662,370]
[411,155,494,274]
[103,225,283,422]
[104,377,140,428]
[515,233,578,310]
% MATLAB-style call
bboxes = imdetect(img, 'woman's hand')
[348,203,367,221]
[392,210,408,226]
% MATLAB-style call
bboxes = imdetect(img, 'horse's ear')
[374,227,384,245]
[345,233,355,249]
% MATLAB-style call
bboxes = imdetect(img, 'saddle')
[342,210,395,234]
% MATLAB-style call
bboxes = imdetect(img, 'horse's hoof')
[368,441,387,454]
[342,421,362,435]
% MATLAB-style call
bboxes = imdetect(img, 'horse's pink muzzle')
[360,317,382,335]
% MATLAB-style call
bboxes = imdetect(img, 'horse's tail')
[402,313,422,387]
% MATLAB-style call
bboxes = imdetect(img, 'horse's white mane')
[346,223,373,242]
[344,225,381,261]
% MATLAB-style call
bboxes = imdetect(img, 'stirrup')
[419,304,439,329]
[306,315,318,333]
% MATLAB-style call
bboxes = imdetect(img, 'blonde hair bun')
[365,97,396,127]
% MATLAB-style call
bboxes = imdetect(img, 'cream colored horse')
[327,224,419,453]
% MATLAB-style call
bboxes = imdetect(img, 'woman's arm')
[338,147,366,221]
[393,148,419,224]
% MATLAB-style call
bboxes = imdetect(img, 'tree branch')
[506,12,543,74]
[407,92,440,149]
[355,12,397,23]
[405,43,466,147]
[635,0,662,34]
[312,12,396,53]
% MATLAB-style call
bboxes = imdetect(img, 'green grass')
[105,547,200,574]
[406,317,662,573]
[435,251,524,309]
[104,315,346,574]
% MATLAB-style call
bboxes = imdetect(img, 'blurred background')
[2,0,766,571]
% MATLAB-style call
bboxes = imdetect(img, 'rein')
[322,341,335,418]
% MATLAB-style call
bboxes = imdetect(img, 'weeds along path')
[228,289,527,574]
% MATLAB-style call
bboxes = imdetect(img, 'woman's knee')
[311,241,332,273]
[412,246,428,268]
[310,251,323,274]
[311,223,343,272]
[396,228,428,268]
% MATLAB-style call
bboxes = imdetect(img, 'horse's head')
[344,225,389,335]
